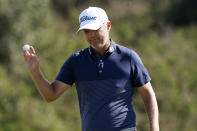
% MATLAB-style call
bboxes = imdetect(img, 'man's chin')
[91,43,105,49]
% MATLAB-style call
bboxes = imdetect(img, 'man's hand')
[22,45,70,102]
[23,46,39,73]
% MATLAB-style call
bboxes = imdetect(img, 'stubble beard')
[91,35,109,50]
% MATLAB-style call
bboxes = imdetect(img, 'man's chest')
[72,55,131,81]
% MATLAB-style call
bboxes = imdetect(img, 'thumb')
[30,46,36,55]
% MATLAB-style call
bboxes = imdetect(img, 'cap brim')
[77,21,103,33]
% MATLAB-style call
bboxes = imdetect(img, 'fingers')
[22,45,36,55]
[22,48,30,61]
[23,49,30,56]
[22,45,37,62]
[30,46,36,55]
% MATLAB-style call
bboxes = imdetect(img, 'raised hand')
[22,46,39,73]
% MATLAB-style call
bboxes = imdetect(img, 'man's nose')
[89,30,97,37]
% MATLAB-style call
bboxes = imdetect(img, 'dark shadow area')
[166,0,197,26]
[0,14,11,65]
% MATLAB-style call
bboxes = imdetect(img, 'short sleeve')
[56,55,75,86]
[130,51,151,87]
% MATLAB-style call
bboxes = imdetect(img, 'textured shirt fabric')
[56,40,151,131]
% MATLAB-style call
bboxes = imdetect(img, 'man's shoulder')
[114,41,136,56]
[63,48,89,66]
[113,41,142,63]
[70,48,89,58]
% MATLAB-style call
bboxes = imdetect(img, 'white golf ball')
[23,44,30,51]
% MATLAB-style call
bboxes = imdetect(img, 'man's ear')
[107,21,111,31]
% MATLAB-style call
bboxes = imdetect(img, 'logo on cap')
[80,16,97,24]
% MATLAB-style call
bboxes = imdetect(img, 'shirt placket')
[97,59,104,78]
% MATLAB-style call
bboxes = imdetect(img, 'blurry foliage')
[166,0,197,26]
[51,0,110,19]
[0,0,197,131]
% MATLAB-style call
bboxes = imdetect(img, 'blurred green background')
[0,0,197,130]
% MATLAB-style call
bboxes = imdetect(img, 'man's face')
[83,22,111,49]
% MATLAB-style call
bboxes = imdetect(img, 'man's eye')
[84,30,90,34]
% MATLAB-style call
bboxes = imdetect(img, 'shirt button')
[109,46,114,52]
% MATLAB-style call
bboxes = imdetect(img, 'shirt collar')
[88,39,116,56]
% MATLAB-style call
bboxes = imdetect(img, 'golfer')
[23,7,159,131]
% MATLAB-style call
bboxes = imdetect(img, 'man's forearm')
[144,92,159,131]
[23,46,61,102]
[30,69,56,102]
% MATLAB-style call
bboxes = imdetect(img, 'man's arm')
[137,82,159,131]
[30,69,70,102]
[23,46,70,102]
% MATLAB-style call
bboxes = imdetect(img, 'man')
[23,7,159,131]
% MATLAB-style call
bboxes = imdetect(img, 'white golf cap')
[77,7,109,32]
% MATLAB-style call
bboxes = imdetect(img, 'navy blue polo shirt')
[56,40,151,131]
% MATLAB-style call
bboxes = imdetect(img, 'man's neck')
[92,39,111,57]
